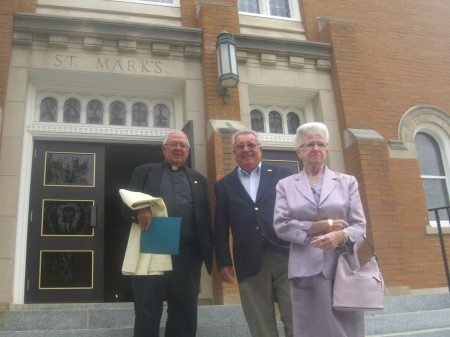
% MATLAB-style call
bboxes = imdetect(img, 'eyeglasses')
[235,143,259,151]
[298,141,328,149]
[164,142,190,149]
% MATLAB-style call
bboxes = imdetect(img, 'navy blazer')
[121,162,213,274]
[214,162,291,282]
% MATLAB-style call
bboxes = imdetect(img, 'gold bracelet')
[327,219,333,232]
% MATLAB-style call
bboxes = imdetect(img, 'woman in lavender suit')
[273,122,366,337]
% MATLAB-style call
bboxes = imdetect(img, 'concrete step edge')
[365,308,450,335]
[366,326,450,337]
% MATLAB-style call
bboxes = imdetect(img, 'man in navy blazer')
[214,130,293,337]
[121,131,213,337]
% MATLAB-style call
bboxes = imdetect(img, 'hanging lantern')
[216,29,239,103]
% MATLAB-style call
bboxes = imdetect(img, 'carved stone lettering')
[52,54,165,74]
[155,61,162,73]
[128,60,135,72]
[141,61,150,73]
[67,56,77,67]
[113,60,124,71]
[53,55,78,68]
[95,57,163,74]
[97,58,108,69]
[54,55,62,66]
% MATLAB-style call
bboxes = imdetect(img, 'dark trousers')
[131,244,203,337]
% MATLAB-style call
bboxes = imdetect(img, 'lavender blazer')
[273,166,366,280]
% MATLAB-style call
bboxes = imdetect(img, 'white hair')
[294,122,329,148]
[162,131,190,147]
[232,130,261,149]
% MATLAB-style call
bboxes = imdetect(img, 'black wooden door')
[262,149,302,174]
[25,141,105,303]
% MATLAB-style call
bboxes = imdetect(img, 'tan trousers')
[238,245,293,337]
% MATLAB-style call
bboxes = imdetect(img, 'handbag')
[332,235,386,311]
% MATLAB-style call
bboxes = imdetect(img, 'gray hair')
[294,122,329,148]
[232,130,261,149]
[162,131,190,147]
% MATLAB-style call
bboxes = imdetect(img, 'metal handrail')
[428,206,450,291]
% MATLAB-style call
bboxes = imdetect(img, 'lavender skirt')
[290,273,364,337]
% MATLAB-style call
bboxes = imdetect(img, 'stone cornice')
[26,124,169,144]
[13,12,202,45]
[13,12,331,67]
[234,34,331,59]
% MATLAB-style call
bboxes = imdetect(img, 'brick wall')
[194,0,450,295]
[390,158,449,288]
[353,141,409,288]
[193,0,242,301]
[305,0,450,291]
[207,131,242,302]
[301,0,450,139]
[195,1,241,122]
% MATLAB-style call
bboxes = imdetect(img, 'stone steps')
[0,293,449,336]
[365,292,450,337]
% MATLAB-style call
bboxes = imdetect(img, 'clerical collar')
[164,161,183,172]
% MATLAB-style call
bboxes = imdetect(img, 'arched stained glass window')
[415,132,449,225]
[86,100,104,124]
[287,112,300,134]
[36,92,178,129]
[110,101,126,126]
[251,110,265,132]
[132,103,148,127]
[63,98,81,123]
[153,104,170,128]
[269,111,283,134]
[40,97,58,122]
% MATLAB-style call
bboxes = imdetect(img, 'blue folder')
[140,217,181,255]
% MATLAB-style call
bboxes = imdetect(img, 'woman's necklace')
[308,177,321,187]
[307,166,324,188]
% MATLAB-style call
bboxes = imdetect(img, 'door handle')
[90,205,97,227]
